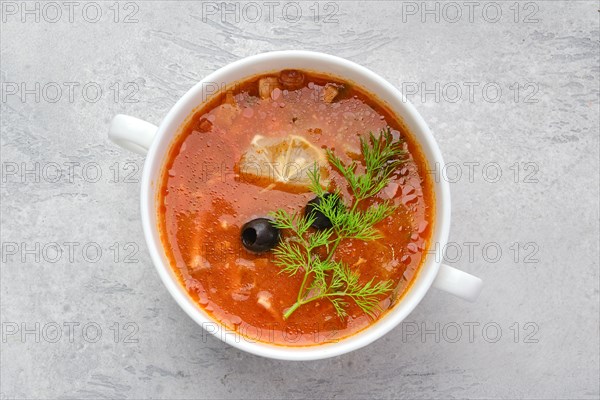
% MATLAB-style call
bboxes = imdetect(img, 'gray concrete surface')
[1,1,598,399]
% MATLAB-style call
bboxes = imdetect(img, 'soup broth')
[159,70,434,346]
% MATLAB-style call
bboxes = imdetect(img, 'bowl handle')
[432,264,483,302]
[108,114,158,155]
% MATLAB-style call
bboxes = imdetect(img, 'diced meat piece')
[278,70,304,90]
[231,283,253,301]
[228,260,256,302]
[352,257,367,268]
[258,77,280,99]
[198,117,212,132]
[383,258,399,272]
[323,84,340,103]
[210,104,239,128]
[236,258,255,269]
[224,90,236,105]
[257,291,272,309]
[257,291,280,319]
[188,254,210,272]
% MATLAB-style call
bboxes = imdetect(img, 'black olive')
[241,218,280,253]
[305,194,335,229]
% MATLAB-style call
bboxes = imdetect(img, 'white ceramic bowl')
[109,50,482,361]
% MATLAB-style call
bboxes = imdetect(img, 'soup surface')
[159,70,434,346]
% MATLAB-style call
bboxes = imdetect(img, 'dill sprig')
[269,128,407,320]
[327,128,407,201]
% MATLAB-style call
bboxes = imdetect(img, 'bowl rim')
[140,50,451,361]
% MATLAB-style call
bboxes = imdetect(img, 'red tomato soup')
[158,70,434,346]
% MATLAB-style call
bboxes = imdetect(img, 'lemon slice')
[237,135,328,192]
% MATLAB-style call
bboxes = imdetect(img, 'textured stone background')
[1,1,598,399]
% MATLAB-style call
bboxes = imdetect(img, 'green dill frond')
[328,127,407,201]
[272,240,306,276]
[314,261,394,319]
[311,258,336,286]
[312,191,346,229]
[326,150,361,194]
[270,209,315,237]
[362,128,407,176]
[332,262,361,289]
[348,278,394,318]
[308,163,326,196]
[269,209,296,230]
[359,201,396,229]
[271,128,403,320]
[308,228,334,250]
[329,297,349,319]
